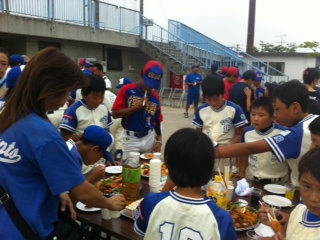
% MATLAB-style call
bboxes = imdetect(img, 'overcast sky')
[143,0,320,51]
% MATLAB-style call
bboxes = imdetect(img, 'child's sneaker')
[184,112,189,118]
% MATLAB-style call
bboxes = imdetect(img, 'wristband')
[155,140,162,145]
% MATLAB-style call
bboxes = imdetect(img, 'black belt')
[253,177,281,184]
[126,130,151,138]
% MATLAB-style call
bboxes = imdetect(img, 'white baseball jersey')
[134,191,237,240]
[193,101,248,144]
[242,123,289,180]
[286,203,320,240]
[265,114,318,186]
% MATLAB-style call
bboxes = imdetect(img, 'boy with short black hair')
[67,125,115,183]
[259,148,320,239]
[236,97,289,184]
[216,80,318,187]
[309,116,320,149]
[193,75,248,172]
[134,128,237,240]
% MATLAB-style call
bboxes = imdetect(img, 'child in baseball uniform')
[259,148,320,240]
[216,80,318,187]
[236,97,289,184]
[134,128,237,240]
[192,75,248,172]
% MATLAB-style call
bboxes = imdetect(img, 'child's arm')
[215,140,271,158]
[244,87,253,112]
[234,155,248,178]
[229,127,244,144]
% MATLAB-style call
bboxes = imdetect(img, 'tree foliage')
[253,41,298,53]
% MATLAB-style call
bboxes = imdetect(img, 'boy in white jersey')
[236,97,289,184]
[259,148,320,240]
[193,75,248,172]
[215,80,318,187]
[134,128,237,240]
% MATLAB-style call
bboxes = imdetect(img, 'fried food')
[140,163,168,176]
[96,175,122,194]
[228,202,259,229]
[144,153,154,159]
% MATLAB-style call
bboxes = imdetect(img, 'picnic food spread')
[96,176,122,195]
[140,163,168,177]
[227,202,259,230]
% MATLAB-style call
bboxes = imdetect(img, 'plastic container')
[122,152,141,205]
[207,175,228,209]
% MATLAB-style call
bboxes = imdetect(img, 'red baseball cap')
[227,67,239,76]
[222,66,229,74]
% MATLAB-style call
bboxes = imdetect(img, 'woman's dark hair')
[164,128,214,188]
[201,75,225,97]
[303,68,320,85]
[81,74,106,96]
[298,148,320,183]
[271,80,309,113]
[0,47,88,132]
[251,96,274,116]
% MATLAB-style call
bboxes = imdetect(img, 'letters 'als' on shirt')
[134,191,237,240]
[0,113,85,239]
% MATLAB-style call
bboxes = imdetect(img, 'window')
[268,62,285,76]
[107,48,123,71]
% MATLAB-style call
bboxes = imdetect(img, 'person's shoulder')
[225,100,242,109]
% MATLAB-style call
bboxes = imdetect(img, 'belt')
[126,129,153,138]
[253,177,281,184]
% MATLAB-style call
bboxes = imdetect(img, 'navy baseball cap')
[116,77,132,88]
[211,64,218,72]
[242,70,256,80]
[143,61,163,90]
[255,71,264,81]
[82,126,115,165]
[7,65,25,89]
[192,64,200,69]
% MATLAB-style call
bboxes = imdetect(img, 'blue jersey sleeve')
[192,105,206,128]
[230,103,248,127]
[264,128,302,162]
[59,104,79,132]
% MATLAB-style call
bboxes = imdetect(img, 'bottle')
[122,152,141,205]
[206,175,228,209]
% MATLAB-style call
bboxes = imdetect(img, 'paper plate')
[76,202,101,212]
[105,166,123,174]
[140,153,153,160]
[264,184,286,194]
[262,195,292,207]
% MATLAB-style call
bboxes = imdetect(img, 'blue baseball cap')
[7,65,25,89]
[82,125,115,165]
[143,61,163,90]
[116,77,132,88]
[192,64,200,69]
[255,71,264,81]
[9,54,25,65]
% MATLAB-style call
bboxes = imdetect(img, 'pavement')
[160,106,194,155]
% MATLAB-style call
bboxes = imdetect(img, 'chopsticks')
[142,90,147,106]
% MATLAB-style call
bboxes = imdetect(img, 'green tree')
[299,41,320,57]
[255,41,298,53]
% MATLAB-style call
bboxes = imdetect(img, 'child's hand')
[244,87,252,97]
[258,202,273,227]
[233,172,245,178]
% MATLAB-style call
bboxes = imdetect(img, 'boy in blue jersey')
[193,75,248,172]
[236,97,288,184]
[259,148,320,240]
[67,125,115,183]
[184,64,203,118]
[134,128,237,240]
[216,80,318,187]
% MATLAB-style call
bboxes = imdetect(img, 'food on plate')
[271,218,282,232]
[140,163,168,177]
[96,175,122,194]
[144,153,154,159]
[228,202,259,229]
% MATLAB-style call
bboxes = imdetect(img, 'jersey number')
[160,222,203,240]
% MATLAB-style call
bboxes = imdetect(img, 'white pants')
[122,130,155,162]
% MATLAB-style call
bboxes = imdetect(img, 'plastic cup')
[101,208,111,220]
[149,185,160,193]
[246,230,261,240]
[109,210,121,218]
[227,185,234,201]
[153,152,161,160]
[284,183,295,200]
[251,188,262,208]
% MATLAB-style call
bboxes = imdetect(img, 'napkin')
[254,223,275,237]
[235,178,253,196]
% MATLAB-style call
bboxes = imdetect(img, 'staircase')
[139,17,289,82]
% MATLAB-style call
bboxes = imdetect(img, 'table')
[75,176,300,240]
